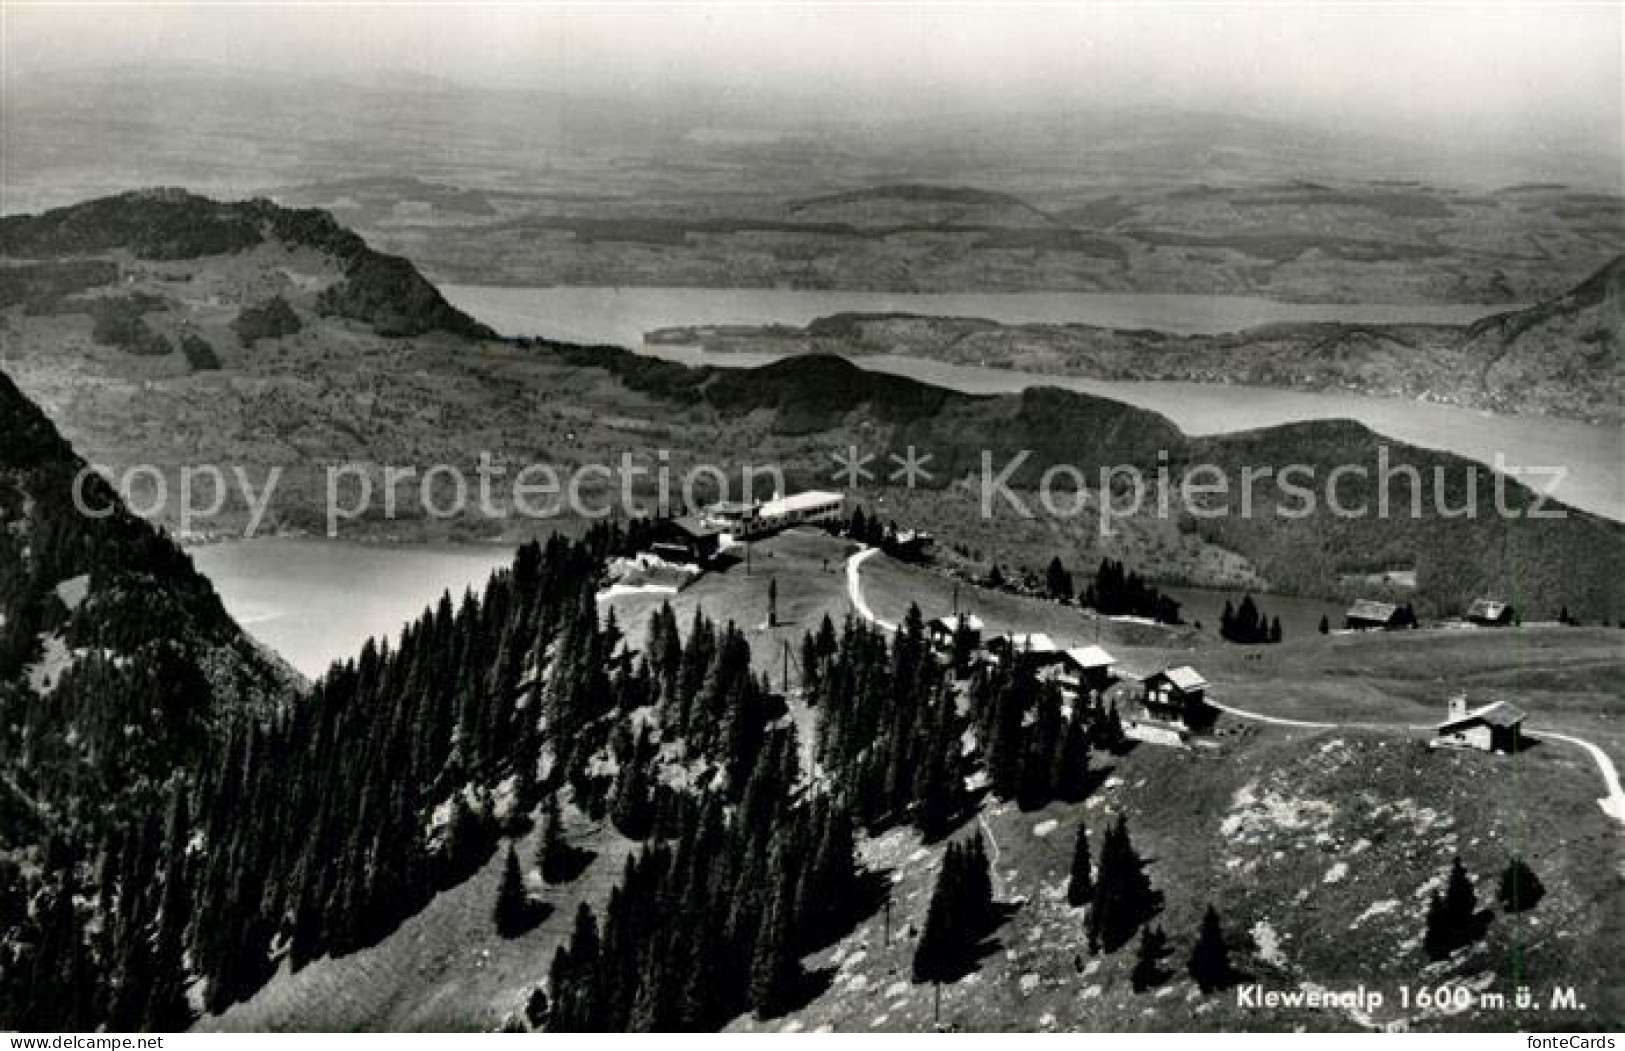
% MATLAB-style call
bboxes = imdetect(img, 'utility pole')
[782,638,790,693]
[952,582,959,618]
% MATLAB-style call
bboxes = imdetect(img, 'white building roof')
[1064,645,1116,669]
[931,613,986,633]
[760,490,844,517]
[1003,632,1060,653]
[1154,665,1208,692]
[1435,700,1526,731]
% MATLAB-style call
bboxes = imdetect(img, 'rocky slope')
[0,370,297,1026]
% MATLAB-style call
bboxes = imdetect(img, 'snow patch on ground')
[1032,819,1059,838]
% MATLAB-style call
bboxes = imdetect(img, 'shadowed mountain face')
[0,371,296,1031]
[1,190,1620,623]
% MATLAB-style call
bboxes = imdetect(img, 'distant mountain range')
[6,67,1617,301]
[294,176,1619,305]
[784,184,1061,229]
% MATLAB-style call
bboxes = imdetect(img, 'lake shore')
[440,283,1624,521]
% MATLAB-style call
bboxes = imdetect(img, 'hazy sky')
[4,2,1620,145]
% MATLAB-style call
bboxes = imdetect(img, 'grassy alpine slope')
[198,528,1624,1032]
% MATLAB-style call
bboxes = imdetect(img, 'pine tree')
[1046,557,1073,602]
[1052,703,1091,802]
[1101,700,1125,752]
[1188,904,1233,993]
[538,795,574,883]
[552,902,602,1030]
[1498,855,1545,913]
[1019,684,1063,808]
[912,690,963,839]
[749,849,803,1019]
[1067,822,1093,908]
[1130,924,1169,992]
[1318,614,1330,635]
[913,843,964,984]
[985,666,1031,799]
[494,844,532,937]
[1088,814,1156,952]
[1236,595,1261,643]
[611,732,653,839]
[144,781,193,1030]
[1423,857,1481,959]
[963,833,994,921]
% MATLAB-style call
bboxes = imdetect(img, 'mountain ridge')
[649,254,1625,426]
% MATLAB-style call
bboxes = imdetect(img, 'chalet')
[1432,694,1526,753]
[1344,599,1412,631]
[1051,644,1116,697]
[985,631,1064,668]
[1139,666,1211,729]
[888,528,935,561]
[926,613,984,653]
[649,515,726,566]
[1465,598,1515,627]
[700,499,761,535]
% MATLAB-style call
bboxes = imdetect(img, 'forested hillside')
[0,373,293,1027]
[0,188,491,340]
[0,374,1145,1030]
